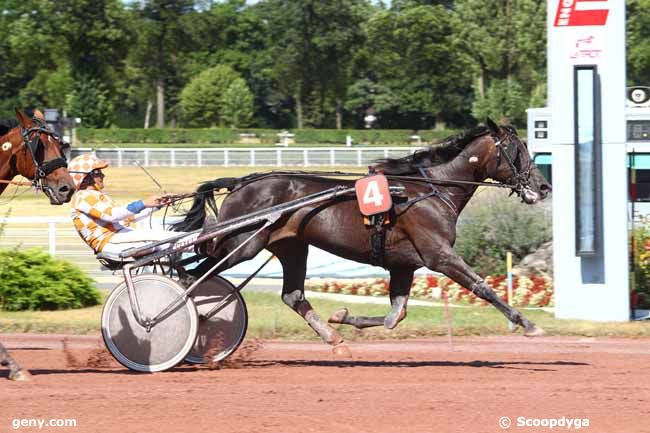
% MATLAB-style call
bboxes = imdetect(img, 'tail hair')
[171,177,237,232]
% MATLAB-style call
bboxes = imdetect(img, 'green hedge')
[455,189,552,276]
[77,127,457,146]
[0,248,101,311]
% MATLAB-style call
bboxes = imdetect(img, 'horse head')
[470,118,552,204]
[8,109,75,204]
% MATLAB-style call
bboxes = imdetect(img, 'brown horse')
[0,108,74,204]
[174,120,552,347]
[0,109,75,380]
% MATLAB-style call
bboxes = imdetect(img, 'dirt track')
[1,334,649,433]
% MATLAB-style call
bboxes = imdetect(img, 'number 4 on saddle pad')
[355,174,393,216]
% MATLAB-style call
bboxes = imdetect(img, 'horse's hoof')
[9,369,30,381]
[326,331,345,346]
[328,308,349,324]
[384,307,407,330]
[524,325,545,337]
[332,343,352,359]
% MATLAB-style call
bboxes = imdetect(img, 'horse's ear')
[486,118,500,135]
[15,108,34,128]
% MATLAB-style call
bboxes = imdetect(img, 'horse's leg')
[433,248,544,336]
[0,341,28,381]
[328,268,414,330]
[269,240,344,345]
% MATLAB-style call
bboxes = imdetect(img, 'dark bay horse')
[174,120,552,347]
[0,109,74,380]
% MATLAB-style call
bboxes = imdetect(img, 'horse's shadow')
[1,359,588,377]
[237,359,589,372]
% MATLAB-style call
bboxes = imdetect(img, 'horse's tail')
[171,177,238,232]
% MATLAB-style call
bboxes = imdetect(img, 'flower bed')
[305,274,554,308]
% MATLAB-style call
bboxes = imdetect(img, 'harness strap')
[19,124,68,186]
[415,167,458,214]
[39,157,68,175]
[368,213,388,267]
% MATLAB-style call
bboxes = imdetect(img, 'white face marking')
[469,155,479,164]
[1,142,12,152]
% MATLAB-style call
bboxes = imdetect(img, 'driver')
[68,154,196,256]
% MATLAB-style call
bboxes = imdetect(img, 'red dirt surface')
[1,333,649,433]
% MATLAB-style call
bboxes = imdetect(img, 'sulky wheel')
[185,276,248,365]
[102,274,198,372]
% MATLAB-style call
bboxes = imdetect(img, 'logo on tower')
[554,0,609,27]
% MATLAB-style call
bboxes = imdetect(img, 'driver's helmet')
[68,154,109,189]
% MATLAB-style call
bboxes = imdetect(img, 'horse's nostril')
[59,185,70,194]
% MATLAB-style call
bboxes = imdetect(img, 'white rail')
[0,217,169,279]
[70,147,421,168]
[0,216,401,280]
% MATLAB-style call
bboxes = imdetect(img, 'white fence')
[0,217,181,280]
[70,147,421,168]
[0,217,102,278]
[0,217,402,281]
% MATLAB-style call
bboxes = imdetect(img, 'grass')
[1,292,649,339]
[4,166,365,217]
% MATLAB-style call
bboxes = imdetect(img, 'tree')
[263,0,368,128]
[181,0,277,126]
[18,65,74,109]
[453,0,546,126]
[471,78,528,125]
[66,79,112,128]
[179,65,242,127]
[363,4,473,128]
[220,78,255,128]
[130,0,196,127]
[628,0,650,86]
[0,0,67,116]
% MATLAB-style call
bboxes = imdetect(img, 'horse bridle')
[19,117,68,190]
[490,128,533,197]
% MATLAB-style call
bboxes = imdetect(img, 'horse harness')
[18,118,68,190]
[490,127,533,198]
[359,131,533,267]
[359,169,458,267]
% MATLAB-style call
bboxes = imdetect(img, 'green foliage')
[627,0,650,86]
[0,248,101,311]
[76,127,456,145]
[263,0,368,128]
[18,65,74,108]
[220,78,255,128]
[472,79,528,125]
[454,189,552,276]
[363,4,473,128]
[632,221,650,309]
[1,0,646,130]
[66,79,113,128]
[453,0,546,126]
[180,65,242,127]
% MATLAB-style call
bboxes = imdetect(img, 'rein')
[0,179,33,186]
[228,170,519,190]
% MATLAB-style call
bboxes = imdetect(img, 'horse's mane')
[373,126,490,175]
[0,119,18,138]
